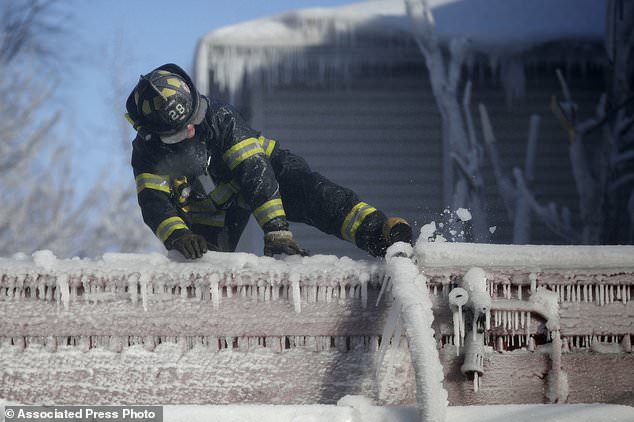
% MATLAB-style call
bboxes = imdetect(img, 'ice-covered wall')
[1,245,633,406]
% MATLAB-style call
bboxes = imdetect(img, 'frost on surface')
[0,250,382,312]
[415,242,634,269]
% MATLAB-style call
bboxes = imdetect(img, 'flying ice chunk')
[418,222,437,243]
[456,208,472,222]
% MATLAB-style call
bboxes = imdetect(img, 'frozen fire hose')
[383,242,448,422]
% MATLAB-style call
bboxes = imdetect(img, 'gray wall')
[208,57,604,258]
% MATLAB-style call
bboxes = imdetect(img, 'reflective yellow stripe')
[253,198,286,226]
[155,217,188,243]
[222,137,265,170]
[341,202,377,242]
[257,136,276,157]
[191,211,226,227]
[135,173,171,194]
[210,181,239,205]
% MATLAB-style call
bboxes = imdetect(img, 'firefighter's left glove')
[172,233,208,260]
[264,230,309,257]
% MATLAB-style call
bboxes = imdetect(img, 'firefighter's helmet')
[125,63,207,144]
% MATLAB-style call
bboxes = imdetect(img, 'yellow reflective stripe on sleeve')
[191,211,226,228]
[253,198,286,227]
[257,136,276,158]
[341,202,377,243]
[209,181,240,206]
[135,173,171,194]
[222,137,265,170]
[155,216,188,243]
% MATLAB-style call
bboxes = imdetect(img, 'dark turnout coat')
[131,96,385,254]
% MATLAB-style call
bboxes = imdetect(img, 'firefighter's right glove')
[172,233,208,260]
[264,230,309,257]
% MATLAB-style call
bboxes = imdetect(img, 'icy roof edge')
[0,250,381,279]
[1,243,633,276]
[416,243,634,270]
[194,0,605,96]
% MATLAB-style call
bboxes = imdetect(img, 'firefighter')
[125,63,412,260]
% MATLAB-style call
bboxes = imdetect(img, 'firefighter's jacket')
[132,97,289,248]
[131,97,385,253]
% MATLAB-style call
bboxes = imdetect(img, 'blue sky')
[61,0,357,188]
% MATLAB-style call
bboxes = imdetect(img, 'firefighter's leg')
[271,148,411,256]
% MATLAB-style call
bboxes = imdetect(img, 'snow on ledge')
[415,243,634,269]
[1,250,380,281]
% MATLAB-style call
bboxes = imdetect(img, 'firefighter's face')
[185,123,196,139]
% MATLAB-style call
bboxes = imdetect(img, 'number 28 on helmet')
[125,63,207,144]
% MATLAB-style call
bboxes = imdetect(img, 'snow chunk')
[455,208,472,222]
[32,250,57,271]
[420,222,436,244]
[336,394,374,409]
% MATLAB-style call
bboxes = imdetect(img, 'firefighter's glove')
[264,230,309,257]
[172,233,208,260]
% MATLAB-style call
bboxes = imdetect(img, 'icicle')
[209,274,220,309]
[473,372,479,392]
[452,308,462,355]
[472,317,477,342]
[139,273,150,312]
[290,273,301,313]
[321,285,330,304]
[485,309,491,330]
[56,274,70,311]
[514,310,519,331]
[360,273,369,309]
[518,284,523,300]
[622,335,632,352]
[497,337,504,351]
